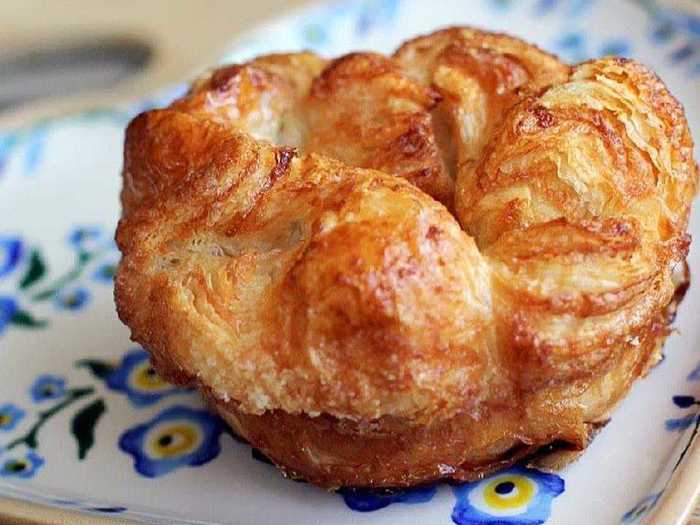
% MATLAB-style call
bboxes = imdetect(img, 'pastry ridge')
[115,27,697,488]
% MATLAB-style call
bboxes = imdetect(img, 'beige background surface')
[0,1,698,524]
[0,0,306,127]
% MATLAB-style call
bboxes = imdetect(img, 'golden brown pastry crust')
[115,27,697,488]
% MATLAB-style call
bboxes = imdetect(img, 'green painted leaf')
[78,251,92,264]
[70,398,106,460]
[19,250,47,289]
[25,429,38,449]
[75,359,116,379]
[9,310,47,328]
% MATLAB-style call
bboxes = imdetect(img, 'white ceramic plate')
[1,1,699,524]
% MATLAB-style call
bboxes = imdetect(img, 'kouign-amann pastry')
[115,27,697,488]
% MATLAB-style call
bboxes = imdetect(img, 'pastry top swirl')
[116,27,697,425]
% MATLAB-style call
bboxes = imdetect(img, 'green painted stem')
[30,251,97,302]
[4,387,94,451]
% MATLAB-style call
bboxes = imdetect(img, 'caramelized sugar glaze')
[115,28,697,488]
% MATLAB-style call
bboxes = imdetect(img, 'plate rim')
[0,495,134,525]
[1,428,698,525]
[1,0,699,524]
[647,436,700,525]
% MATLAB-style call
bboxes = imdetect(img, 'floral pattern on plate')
[0,226,119,334]
[104,348,183,407]
[119,406,226,478]
[1,0,699,524]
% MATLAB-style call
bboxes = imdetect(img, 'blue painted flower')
[29,375,67,402]
[22,127,46,173]
[643,3,700,73]
[54,287,90,311]
[0,296,18,335]
[0,237,23,278]
[656,8,700,39]
[119,405,225,477]
[622,492,662,523]
[0,403,26,431]
[650,20,676,43]
[554,32,588,61]
[666,394,700,431]
[534,0,593,17]
[558,32,584,49]
[533,0,556,14]
[92,261,117,283]
[0,451,44,479]
[670,43,697,64]
[451,466,565,525]
[342,485,437,512]
[106,348,181,407]
[67,226,107,254]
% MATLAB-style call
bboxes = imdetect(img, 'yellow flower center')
[483,475,536,510]
[130,363,169,392]
[148,424,201,459]
[5,460,27,473]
